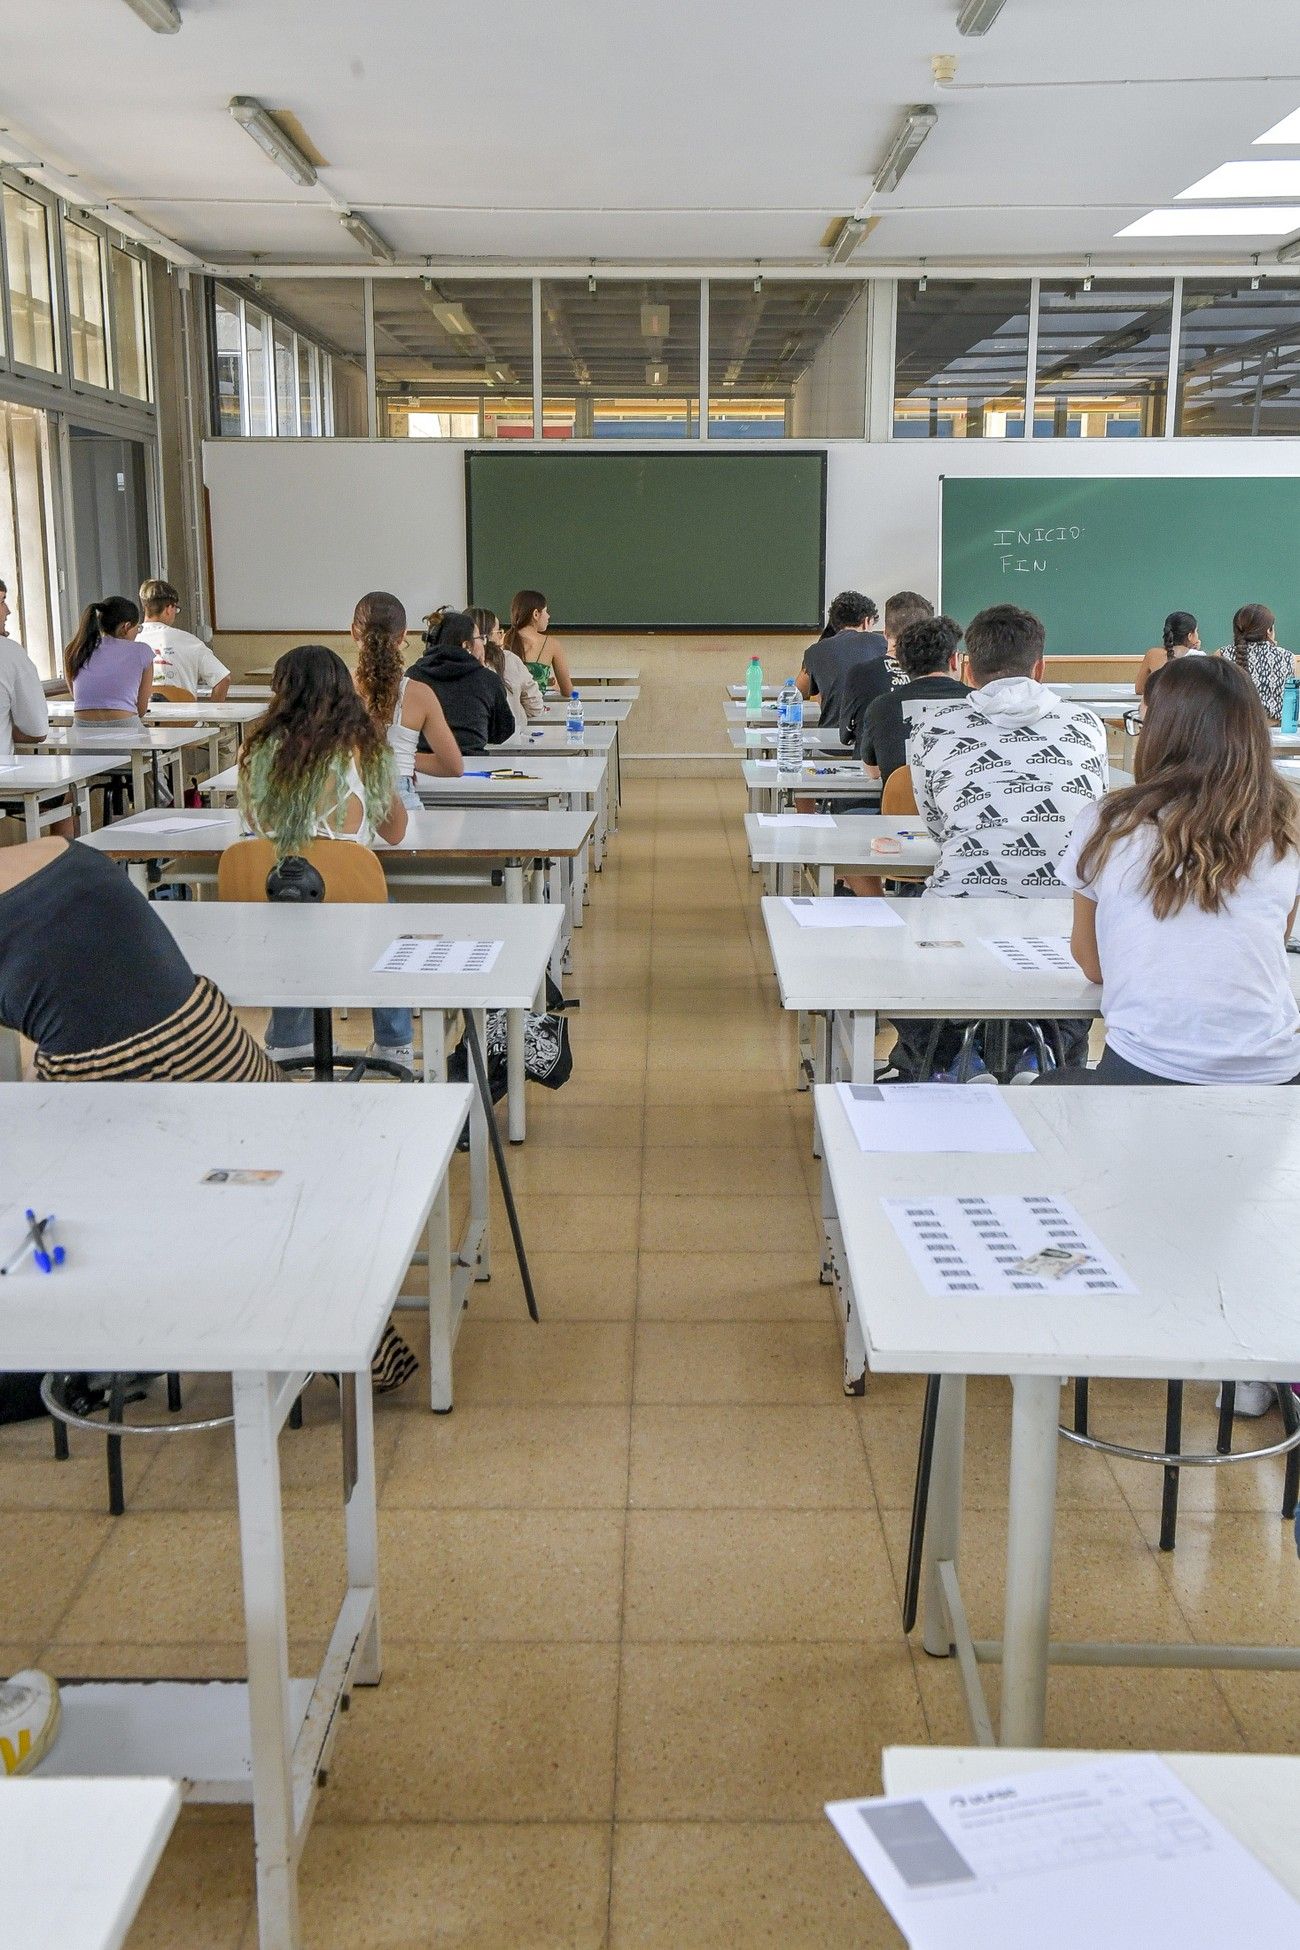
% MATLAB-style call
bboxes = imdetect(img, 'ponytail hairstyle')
[1226,602,1277,667]
[1162,610,1197,652]
[64,595,140,682]
[424,610,476,654]
[502,587,547,663]
[1074,656,1299,918]
[238,643,395,859]
[352,589,407,727]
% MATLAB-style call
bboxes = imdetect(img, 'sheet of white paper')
[836,1082,1034,1155]
[755,812,836,829]
[827,1754,1300,1950]
[881,1192,1135,1297]
[370,935,504,976]
[784,898,904,930]
[123,814,229,834]
[982,935,1077,974]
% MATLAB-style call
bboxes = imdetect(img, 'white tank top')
[387,678,419,777]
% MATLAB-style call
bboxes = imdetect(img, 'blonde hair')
[139,577,178,618]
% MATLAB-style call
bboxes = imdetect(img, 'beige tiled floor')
[6,775,1300,1947]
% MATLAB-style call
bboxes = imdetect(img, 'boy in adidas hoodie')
[899,604,1107,1074]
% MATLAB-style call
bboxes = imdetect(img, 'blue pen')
[31,1214,64,1275]
[464,769,492,777]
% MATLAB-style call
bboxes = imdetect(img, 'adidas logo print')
[1023,799,1065,822]
[961,862,1005,885]
[953,836,987,857]
[1002,778,1044,796]
[953,781,988,811]
[968,752,1008,774]
[1021,862,1062,887]
[946,736,983,756]
[1060,774,1098,796]
[975,804,1005,828]
[1002,832,1044,855]
[1062,723,1096,745]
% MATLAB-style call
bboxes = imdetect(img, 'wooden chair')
[152,682,197,704]
[880,766,917,815]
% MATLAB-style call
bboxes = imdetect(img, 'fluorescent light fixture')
[1256,108,1300,144]
[640,302,669,338]
[956,0,1008,33]
[645,362,666,386]
[829,215,873,264]
[228,97,317,188]
[429,300,472,334]
[340,210,396,262]
[1278,233,1300,262]
[121,0,182,29]
[1179,161,1300,199]
[874,106,938,194]
[1117,206,1300,237]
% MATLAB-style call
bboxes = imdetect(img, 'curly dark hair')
[895,613,963,680]
[353,590,407,727]
[238,644,394,856]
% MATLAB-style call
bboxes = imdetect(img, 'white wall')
[204,434,1300,634]
[789,293,868,440]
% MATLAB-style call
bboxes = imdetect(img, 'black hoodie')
[406,641,515,755]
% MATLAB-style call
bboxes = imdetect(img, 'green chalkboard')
[940,476,1300,656]
[465,450,826,630]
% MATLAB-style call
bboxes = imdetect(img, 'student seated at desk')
[796,590,886,732]
[859,613,968,779]
[475,605,544,735]
[1134,610,1201,697]
[839,590,934,754]
[1217,603,1300,723]
[64,596,152,722]
[0,576,48,754]
[352,589,462,804]
[237,644,413,1071]
[138,577,229,699]
[406,610,514,755]
[504,588,572,698]
[0,836,274,1081]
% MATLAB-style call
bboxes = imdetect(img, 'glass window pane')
[213,287,245,434]
[374,278,534,438]
[0,403,59,677]
[322,354,335,434]
[109,247,150,399]
[4,187,58,371]
[893,280,1031,437]
[1176,279,1300,436]
[1033,280,1172,436]
[273,321,298,434]
[707,281,866,437]
[541,280,700,438]
[244,305,273,435]
[297,338,318,436]
[64,221,108,388]
[239,280,365,434]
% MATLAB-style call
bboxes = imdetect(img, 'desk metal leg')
[23,791,39,840]
[426,1148,455,1414]
[76,785,91,834]
[132,752,147,809]
[232,1369,301,1950]
[1000,1373,1060,1746]
[470,1008,491,1274]
[343,1366,382,1687]
[922,1375,966,1659]
[848,1009,876,1085]
[126,860,150,895]
[503,860,528,1143]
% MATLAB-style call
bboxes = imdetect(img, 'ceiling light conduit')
[873,107,938,194]
[228,97,317,188]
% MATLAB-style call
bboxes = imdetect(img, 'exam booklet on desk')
[827,1754,1300,1950]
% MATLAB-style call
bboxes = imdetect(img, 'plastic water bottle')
[1283,676,1299,735]
[745,654,764,718]
[776,678,804,777]
[566,688,585,743]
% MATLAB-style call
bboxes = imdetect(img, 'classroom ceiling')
[5,2,1300,269]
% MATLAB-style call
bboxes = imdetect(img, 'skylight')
[1255,109,1300,144]
[1178,161,1300,199]
[1116,207,1300,238]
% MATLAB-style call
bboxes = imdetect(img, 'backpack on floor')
[447,974,575,1101]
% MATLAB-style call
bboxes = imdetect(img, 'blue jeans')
[266,1006,412,1051]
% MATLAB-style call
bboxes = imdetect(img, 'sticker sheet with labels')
[981,936,1077,974]
[881,1194,1135,1298]
[371,936,503,976]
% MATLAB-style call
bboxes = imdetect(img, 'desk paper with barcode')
[784,898,904,929]
[838,1083,1033,1154]
[755,812,836,829]
[371,936,503,976]
[981,936,1076,974]
[882,1193,1135,1297]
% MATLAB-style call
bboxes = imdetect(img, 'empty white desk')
[32,725,216,808]
[6,1081,469,1950]
[816,1081,1300,1746]
[724,696,822,726]
[744,812,938,894]
[0,755,126,839]
[48,697,261,731]
[0,1776,181,1950]
[726,721,845,755]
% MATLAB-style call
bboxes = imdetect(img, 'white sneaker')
[1215,1381,1277,1419]
[0,1670,60,1775]
[265,1041,314,1065]
[370,1042,415,1073]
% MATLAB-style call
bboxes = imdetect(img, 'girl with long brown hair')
[502,588,572,699]
[1060,655,1300,1088]
[1217,601,1299,722]
[473,604,544,735]
[351,590,461,801]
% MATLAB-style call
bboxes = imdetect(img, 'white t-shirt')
[0,632,49,756]
[139,619,229,697]
[1060,803,1300,1083]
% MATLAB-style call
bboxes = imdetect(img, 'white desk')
[154,899,560,1223]
[49,698,261,731]
[742,757,879,818]
[492,722,620,840]
[0,1776,181,1950]
[226,683,272,700]
[545,683,639,701]
[817,1081,1300,1748]
[569,665,640,686]
[724,696,822,725]
[537,697,632,723]
[1048,682,1135,711]
[744,813,938,895]
[6,1082,469,1950]
[416,757,607,890]
[0,755,125,839]
[31,725,217,808]
[726,722,844,755]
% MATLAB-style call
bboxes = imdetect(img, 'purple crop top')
[71,634,153,714]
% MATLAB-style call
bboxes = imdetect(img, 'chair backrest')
[217,836,388,904]
[881,766,918,815]
[153,682,196,703]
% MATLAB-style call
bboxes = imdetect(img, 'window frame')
[1,174,63,382]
